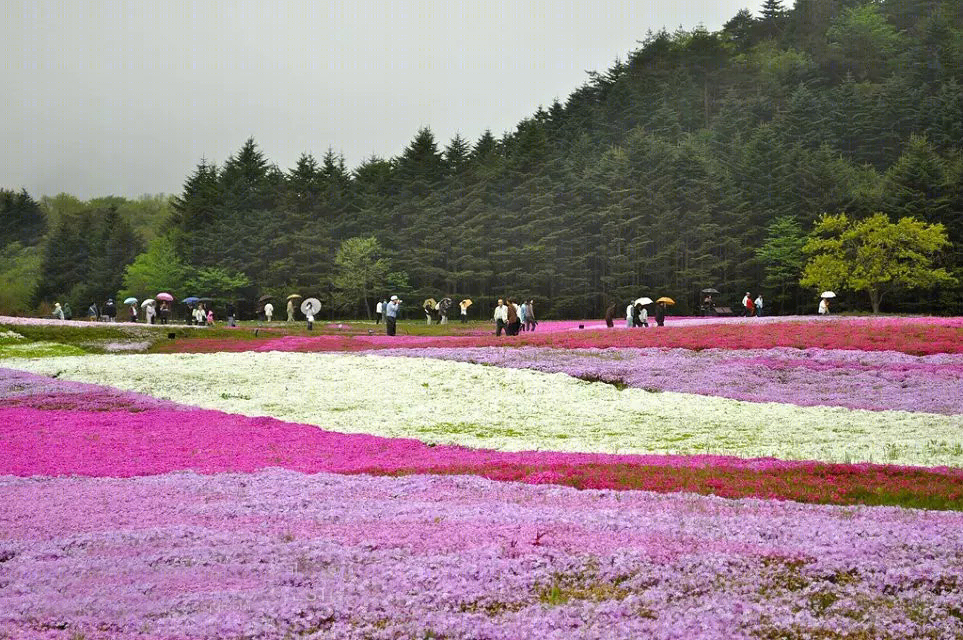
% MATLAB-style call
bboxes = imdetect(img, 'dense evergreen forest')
[3,0,962,318]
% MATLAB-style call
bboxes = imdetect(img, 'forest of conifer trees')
[3,0,962,317]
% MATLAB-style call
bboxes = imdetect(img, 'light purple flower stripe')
[370,347,963,415]
[2,470,962,640]
[0,368,184,411]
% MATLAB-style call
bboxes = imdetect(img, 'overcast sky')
[4,0,755,199]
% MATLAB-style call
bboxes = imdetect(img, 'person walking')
[287,299,295,323]
[604,303,616,328]
[742,292,752,317]
[145,303,156,325]
[754,294,764,317]
[385,295,401,336]
[226,302,236,327]
[206,308,215,326]
[63,302,72,320]
[52,302,65,320]
[375,299,383,324]
[88,302,99,322]
[129,302,138,323]
[655,301,666,327]
[818,297,830,315]
[104,299,117,323]
[159,301,170,325]
[525,299,536,332]
[519,300,529,331]
[460,300,469,323]
[264,302,274,322]
[493,299,508,336]
[640,304,649,327]
[506,299,521,336]
[626,302,633,328]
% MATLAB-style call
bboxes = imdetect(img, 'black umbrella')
[258,294,273,303]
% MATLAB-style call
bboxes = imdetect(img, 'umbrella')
[197,297,215,303]
[423,298,437,309]
[656,297,675,305]
[258,294,273,303]
[123,297,138,305]
[156,292,174,302]
[141,299,155,308]
[460,299,473,308]
[634,297,653,306]
[300,297,321,316]
[182,296,200,306]
[287,293,303,300]
[701,288,720,294]
[821,291,836,299]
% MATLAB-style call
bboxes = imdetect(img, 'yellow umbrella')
[460,299,473,308]
[287,294,303,300]
[656,297,675,305]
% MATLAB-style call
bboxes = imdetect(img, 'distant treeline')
[3,0,962,317]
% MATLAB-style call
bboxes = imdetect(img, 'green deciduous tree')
[800,212,955,313]
[331,237,391,319]
[185,266,252,300]
[120,234,191,300]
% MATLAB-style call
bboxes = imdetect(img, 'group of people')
[493,299,536,336]
[603,301,667,328]
[191,303,215,326]
[50,302,72,320]
[741,292,765,317]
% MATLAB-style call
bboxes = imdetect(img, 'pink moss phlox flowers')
[163,316,963,355]
[2,470,962,639]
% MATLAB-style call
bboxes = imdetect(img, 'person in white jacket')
[264,302,274,322]
[493,299,508,336]
[626,303,633,328]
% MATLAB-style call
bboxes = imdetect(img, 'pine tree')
[0,189,46,248]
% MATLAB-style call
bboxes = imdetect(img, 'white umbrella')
[141,299,155,308]
[300,298,321,316]
[821,291,836,299]
[634,297,653,306]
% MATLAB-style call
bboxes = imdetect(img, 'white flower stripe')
[7,351,963,467]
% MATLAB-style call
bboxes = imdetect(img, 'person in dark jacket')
[226,303,236,327]
[655,301,666,327]
[604,303,616,328]
[104,299,117,322]
[506,299,521,336]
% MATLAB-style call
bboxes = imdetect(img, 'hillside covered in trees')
[4,0,962,317]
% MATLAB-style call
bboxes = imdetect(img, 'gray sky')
[4,0,754,199]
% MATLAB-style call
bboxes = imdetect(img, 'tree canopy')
[800,212,954,312]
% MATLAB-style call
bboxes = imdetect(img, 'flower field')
[2,315,962,639]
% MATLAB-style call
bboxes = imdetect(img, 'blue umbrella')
[183,296,200,306]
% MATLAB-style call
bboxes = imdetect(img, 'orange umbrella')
[656,297,675,305]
